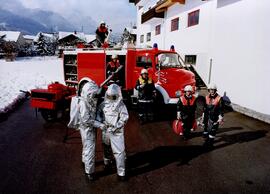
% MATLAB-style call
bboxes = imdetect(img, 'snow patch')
[0,56,64,113]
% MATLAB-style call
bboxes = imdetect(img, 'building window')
[140,34,144,43]
[188,10,200,27]
[155,25,161,35]
[171,17,179,31]
[185,55,197,65]
[146,32,151,42]
[136,56,152,68]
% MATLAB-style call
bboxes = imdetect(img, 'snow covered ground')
[0,56,64,113]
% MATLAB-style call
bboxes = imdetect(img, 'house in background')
[130,0,270,123]
[0,31,26,46]
[23,35,36,45]
[58,31,86,48]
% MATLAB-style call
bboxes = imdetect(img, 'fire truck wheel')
[40,109,57,122]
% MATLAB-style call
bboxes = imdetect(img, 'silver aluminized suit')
[79,81,103,175]
[97,84,129,177]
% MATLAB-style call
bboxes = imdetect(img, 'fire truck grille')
[31,92,56,101]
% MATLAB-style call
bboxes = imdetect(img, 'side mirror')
[155,63,160,70]
[175,90,181,98]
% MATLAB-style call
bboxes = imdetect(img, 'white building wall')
[210,0,270,116]
[164,1,215,84]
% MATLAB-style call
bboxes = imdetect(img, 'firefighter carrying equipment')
[203,92,224,142]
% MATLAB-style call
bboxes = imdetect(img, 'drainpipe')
[208,58,212,84]
[162,11,167,49]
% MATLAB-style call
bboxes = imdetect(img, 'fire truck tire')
[40,109,57,122]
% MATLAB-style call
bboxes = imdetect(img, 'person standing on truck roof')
[135,68,156,123]
[96,84,129,181]
[202,83,224,149]
[107,54,122,85]
[176,85,197,139]
[78,81,105,181]
[95,21,108,47]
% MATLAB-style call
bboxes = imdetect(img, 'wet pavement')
[0,100,270,194]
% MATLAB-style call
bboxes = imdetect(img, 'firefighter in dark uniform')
[203,83,224,148]
[176,85,197,139]
[106,54,122,85]
[95,21,108,47]
[135,68,156,123]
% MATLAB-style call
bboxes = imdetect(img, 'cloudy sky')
[3,0,137,33]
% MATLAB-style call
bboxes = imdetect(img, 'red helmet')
[172,120,184,135]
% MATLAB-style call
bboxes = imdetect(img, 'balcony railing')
[156,0,185,12]
[141,7,165,24]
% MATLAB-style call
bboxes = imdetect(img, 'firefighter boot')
[85,173,96,182]
[183,129,191,140]
[147,112,154,122]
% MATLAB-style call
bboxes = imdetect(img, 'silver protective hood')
[81,81,99,102]
[104,84,123,110]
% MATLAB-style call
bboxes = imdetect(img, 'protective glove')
[218,115,224,124]
[140,83,146,88]
[100,124,107,131]
[152,90,157,98]
[177,111,181,120]
[116,121,124,129]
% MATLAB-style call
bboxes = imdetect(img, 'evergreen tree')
[36,33,48,56]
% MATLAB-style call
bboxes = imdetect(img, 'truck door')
[77,51,106,85]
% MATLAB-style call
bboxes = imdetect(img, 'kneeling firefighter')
[97,84,129,181]
[176,85,197,139]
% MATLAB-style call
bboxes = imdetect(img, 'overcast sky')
[17,0,137,32]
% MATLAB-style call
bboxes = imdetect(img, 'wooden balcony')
[141,7,165,24]
[156,0,185,13]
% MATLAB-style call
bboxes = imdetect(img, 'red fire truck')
[31,44,206,121]
[64,45,200,101]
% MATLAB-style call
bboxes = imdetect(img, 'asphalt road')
[0,100,270,194]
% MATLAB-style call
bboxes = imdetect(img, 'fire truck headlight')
[175,90,181,98]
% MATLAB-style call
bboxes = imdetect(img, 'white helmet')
[208,83,217,90]
[111,54,118,59]
[100,21,106,25]
[141,69,148,75]
[184,85,193,92]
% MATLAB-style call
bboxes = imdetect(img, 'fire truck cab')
[63,45,197,105]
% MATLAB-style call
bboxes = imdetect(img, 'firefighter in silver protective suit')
[78,81,105,181]
[97,84,129,181]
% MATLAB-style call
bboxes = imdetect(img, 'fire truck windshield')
[157,53,183,69]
